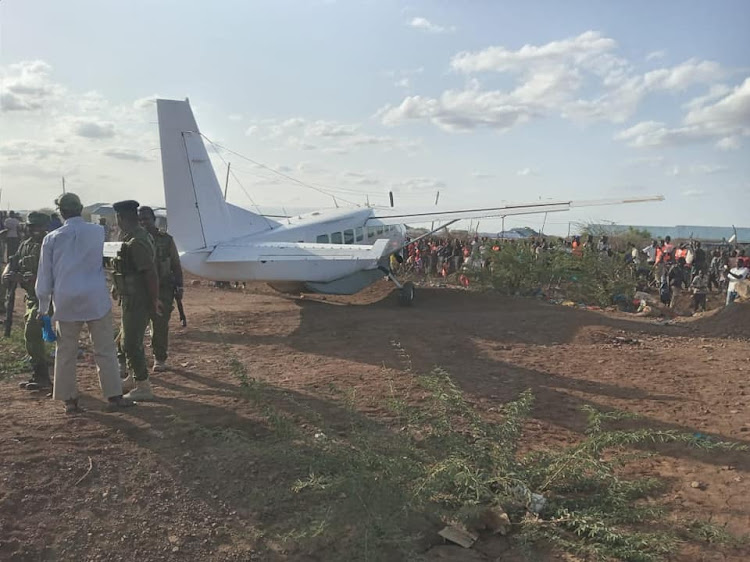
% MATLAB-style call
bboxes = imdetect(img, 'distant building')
[590,224,750,243]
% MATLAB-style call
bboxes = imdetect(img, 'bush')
[482,244,636,307]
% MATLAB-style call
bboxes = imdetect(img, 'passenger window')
[376,226,383,235]
[344,229,354,244]
[316,234,329,243]
[368,226,376,238]
[331,232,342,244]
[355,227,364,242]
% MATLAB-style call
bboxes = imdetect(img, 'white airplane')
[105,98,664,305]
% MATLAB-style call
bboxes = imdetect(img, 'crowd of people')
[1,195,183,414]
[399,232,749,311]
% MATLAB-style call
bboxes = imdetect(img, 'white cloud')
[72,119,116,139]
[0,139,69,161]
[245,125,258,136]
[378,85,536,132]
[666,165,680,176]
[381,31,726,132]
[691,164,728,175]
[717,136,741,150]
[385,67,424,89]
[645,50,666,62]
[395,77,410,89]
[641,58,723,91]
[341,171,380,186]
[682,84,731,111]
[0,60,63,112]
[102,148,151,162]
[305,120,359,137]
[132,94,160,109]
[228,113,244,121]
[390,176,446,192]
[286,136,318,151]
[471,171,495,179]
[682,189,705,197]
[409,17,453,34]
[614,77,750,149]
[451,31,617,74]
[516,167,537,177]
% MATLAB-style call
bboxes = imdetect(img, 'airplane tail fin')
[157,98,260,252]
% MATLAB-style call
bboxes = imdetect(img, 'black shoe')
[25,380,53,391]
[25,364,52,391]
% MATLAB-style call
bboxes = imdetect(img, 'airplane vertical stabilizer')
[157,98,258,252]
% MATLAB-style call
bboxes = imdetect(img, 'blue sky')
[1,0,748,234]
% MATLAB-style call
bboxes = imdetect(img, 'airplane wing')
[368,195,664,225]
[206,239,391,263]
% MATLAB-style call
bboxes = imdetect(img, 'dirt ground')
[1,280,748,561]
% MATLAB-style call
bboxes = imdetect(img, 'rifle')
[174,285,187,327]
[3,257,18,338]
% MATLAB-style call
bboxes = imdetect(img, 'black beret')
[112,200,140,213]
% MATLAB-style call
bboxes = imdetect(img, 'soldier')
[112,200,162,401]
[138,206,183,372]
[2,212,53,390]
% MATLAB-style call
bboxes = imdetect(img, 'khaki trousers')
[52,310,123,401]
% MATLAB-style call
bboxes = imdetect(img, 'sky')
[1,0,749,235]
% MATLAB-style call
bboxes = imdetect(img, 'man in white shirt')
[642,240,657,265]
[4,211,21,260]
[35,193,134,414]
[726,258,749,306]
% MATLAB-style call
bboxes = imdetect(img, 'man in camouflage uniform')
[2,212,52,390]
[138,206,183,372]
[112,200,162,401]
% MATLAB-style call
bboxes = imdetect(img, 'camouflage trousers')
[117,297,151,381]
[150,290,174,362]
[24,299,47,369]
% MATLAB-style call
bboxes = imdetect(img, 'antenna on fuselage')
[389,191,394,207]
[223,162,231,200]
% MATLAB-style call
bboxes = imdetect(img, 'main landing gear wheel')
[398,281,415,306]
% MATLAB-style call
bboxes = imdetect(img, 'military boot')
[121,373,136,393]
[25,363,53,391]
[124,379,155,401]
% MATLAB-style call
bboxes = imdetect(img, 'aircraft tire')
[398,282,415,306]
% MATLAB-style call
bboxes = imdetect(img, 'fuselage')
[178,207,406,289]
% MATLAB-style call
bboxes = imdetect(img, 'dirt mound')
[699,302,750,338]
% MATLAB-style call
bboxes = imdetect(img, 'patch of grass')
[0,326,29,380]
[681,519,749,547]
[201,346,748,561]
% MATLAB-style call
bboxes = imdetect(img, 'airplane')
[104,98,664,305]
